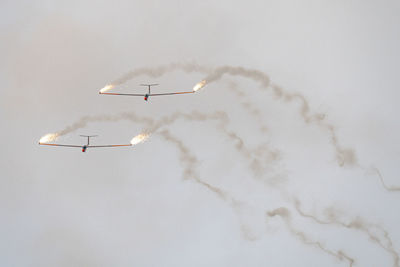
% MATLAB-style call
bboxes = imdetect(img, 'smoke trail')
[198,65,356,167]
[144,110,278,179]
[231,200,269,241]
[267,207,355,267]
[144,110,229,133]
[58,61,393,189]
[204,66,271,88]
[108,63,355,168]
[326,124,357,167]
[157,129,268,242]
[152,110,282,183]
[39,112,155,143]
[294,200,399,267]
[159,125,278,242]
[45,110,268,241]
[152,109,281,182]
[106,63,350,168]
[39,109,282,240]
[157,129,227,200]
[196,65,400,191]
[217,124,281,181]
[57,112,155,137]
[372,167,400,192]
[45,110,282,184]
[42,111,223,140]
[226,80,268,133]
[157,129,260,242]
[110,62,211,86]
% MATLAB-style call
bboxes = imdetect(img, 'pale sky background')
[1,0,400,266]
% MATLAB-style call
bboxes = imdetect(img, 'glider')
[39,135,132,152]
[99,84,194,101]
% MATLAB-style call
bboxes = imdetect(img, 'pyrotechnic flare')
[130,133,150,145]
[39,133,59,143]
[193,80,206,92]
[99,84,115,93]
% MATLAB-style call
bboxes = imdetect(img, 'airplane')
[39,135,132,152]
[99,84,194,101]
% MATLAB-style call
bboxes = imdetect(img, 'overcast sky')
[1,1,400,266]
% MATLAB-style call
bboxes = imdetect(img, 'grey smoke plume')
[372,167,400,192]
[226,80,268,133]
[204,66,271,87]
[56,112,155,137]
[46,109,271,242]
[51,63,395,191]
[145,110,229,133]
[49,111,225,139]
[197,65,400,191]
[156,129,271,242]
[200,66,356,167]
[267,207,355,267]
[110,63,356,167]
[157,129,227,200]
[49,110,281,183]
[226,81,353,181]
[157,130,274,243]
[294,199,399,267]
[148,110,282,183]
[148,109,281,182]
[111,62,211,85]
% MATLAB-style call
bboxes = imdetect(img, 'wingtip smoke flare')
[193,80,206,92]
[39,133,59,143]
[130,133,150,146]
[99,84,115,93]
